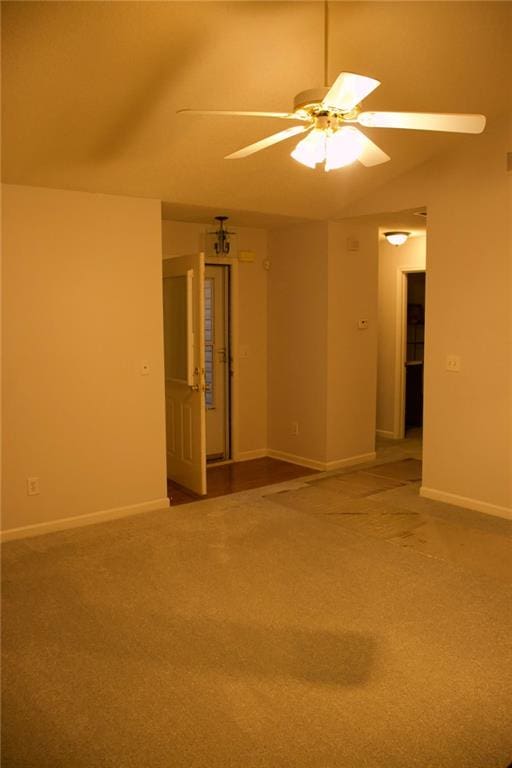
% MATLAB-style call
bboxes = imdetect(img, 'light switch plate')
[27,477,40,496]
[446,354,461,372]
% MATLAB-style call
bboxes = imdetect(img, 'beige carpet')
[2,462,512,767]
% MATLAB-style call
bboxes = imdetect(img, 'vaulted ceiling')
[2,2,511,223]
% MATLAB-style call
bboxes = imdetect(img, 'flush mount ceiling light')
[177,3,486,170]
[384,231,411,246]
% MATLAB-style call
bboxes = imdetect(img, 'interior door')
[162,254,206,495]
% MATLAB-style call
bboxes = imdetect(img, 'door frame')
[204,255,238,462]
[394,267,426,439]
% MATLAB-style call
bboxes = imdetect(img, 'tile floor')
[166,430,511,585]
[265,440,512,584]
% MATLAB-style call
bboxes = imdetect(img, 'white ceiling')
[2,2,511,223]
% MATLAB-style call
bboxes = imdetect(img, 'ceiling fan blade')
[354,130,390,167]
[358,111,486,133]
[225,125,310,160]
[177,109,307,121]
[322,72,380,112]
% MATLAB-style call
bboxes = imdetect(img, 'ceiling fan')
[177,70,486,171]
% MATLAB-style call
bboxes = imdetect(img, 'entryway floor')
[168,431,424,506]
[167,457,319,506]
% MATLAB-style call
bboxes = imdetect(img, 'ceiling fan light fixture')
[384,231,410,246]
[291,128,326,168]
[292,125,364,171]
[324,126,363,171]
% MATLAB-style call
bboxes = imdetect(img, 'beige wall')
[267,223,329,464]
[161,220,204,257]
[2,185,168,534]
[268,221,378,469]
[326,222,378,464]
[377,235,426,436]
[341,115,512,515]
[162,220,268,457]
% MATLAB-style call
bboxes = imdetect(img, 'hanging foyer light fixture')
[209,216,234,255]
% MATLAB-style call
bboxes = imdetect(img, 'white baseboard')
[376,429,396,439]
[325,452,377,471]
[0,497,170,543]
[266,449,326,471]
[232,448,268,462]
[266,449,376,473]
[420,486,512,521]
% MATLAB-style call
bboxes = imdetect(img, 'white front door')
[205,265,229,460]
[162,254,206,495]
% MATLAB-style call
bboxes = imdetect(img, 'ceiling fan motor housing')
[293,88,330,112]
[293,87,360,123]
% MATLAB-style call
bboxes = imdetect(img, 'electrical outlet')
[291,421,299,436]
[27,477,40,496]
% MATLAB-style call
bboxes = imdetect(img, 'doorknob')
[189,384,200,392]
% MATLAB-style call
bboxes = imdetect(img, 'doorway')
[205,264,231,462]
[403,271,426,434]
[162,254,235,498]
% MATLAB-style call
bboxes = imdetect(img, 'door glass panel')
[163,276,187,381]
[204,277,214,408]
